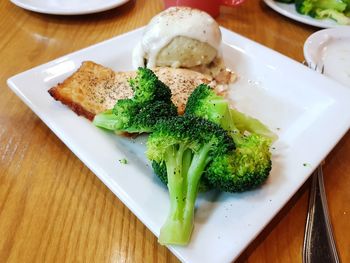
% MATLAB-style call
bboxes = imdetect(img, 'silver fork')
[302,62,340,263]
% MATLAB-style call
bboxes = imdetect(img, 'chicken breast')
[48,61,217,120]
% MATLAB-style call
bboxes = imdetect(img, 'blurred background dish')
[10,0,130,15]
[304,27,350,88]
[163,0,245,18]
[263,0,341,28]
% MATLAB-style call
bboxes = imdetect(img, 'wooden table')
[0,0,349,262]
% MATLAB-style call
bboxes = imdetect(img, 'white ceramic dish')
[7,27,350,263]
[304,27,350,87]
[10,0,130,15]
[264,0,341,28]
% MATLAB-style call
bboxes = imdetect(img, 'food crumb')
[303,163,310,167]
[119,158,128,164]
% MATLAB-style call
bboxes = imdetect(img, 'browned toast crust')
[49,81,95,121]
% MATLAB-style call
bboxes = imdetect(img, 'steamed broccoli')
[185,84,273,192]
[206,134,272,192]
[185,84,234,132]
[147,115,234,245]
[128,67,172,103]
[151,160,211,192]
[295,0,350,24]
[185,84,276,140]
[93,68,177,133]
[93,100,177,133]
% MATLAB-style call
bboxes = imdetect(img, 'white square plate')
[7,27,350,263]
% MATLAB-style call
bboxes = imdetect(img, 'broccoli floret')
[93,99,177,133]
[93,68,177,133]
[129,67,172,103]
[185,84,273,192]
[185,84,235,132]
[151,161,168,185]
[93,99,138,131]
[147,115,234,245]
[131,101,177,131]
[295,0,350,24]
[206,134,272,192]
[185,84,276,141]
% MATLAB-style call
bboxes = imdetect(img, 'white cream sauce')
[132,7,221,68]
[321,37,350,88]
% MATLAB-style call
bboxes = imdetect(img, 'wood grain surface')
[0,0,349,262]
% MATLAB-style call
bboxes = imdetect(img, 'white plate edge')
[10,0,130,15]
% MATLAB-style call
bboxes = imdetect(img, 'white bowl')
[304,27,350,87]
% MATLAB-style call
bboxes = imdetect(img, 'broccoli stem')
[159,145,188,245]
[186,144,212,207]
[93,110,120,130]
[206,99,231,127]
[165,145,186,220]
[159,144,212,245]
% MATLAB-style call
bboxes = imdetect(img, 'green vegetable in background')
[276,0,350,25]
[314,8,350,24]
[296,0,347,15]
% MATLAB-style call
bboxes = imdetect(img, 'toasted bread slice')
[48,61,214,120]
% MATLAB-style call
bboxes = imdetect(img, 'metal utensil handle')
[303,166,340,263]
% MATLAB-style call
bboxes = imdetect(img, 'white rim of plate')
[10,0,130,15]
